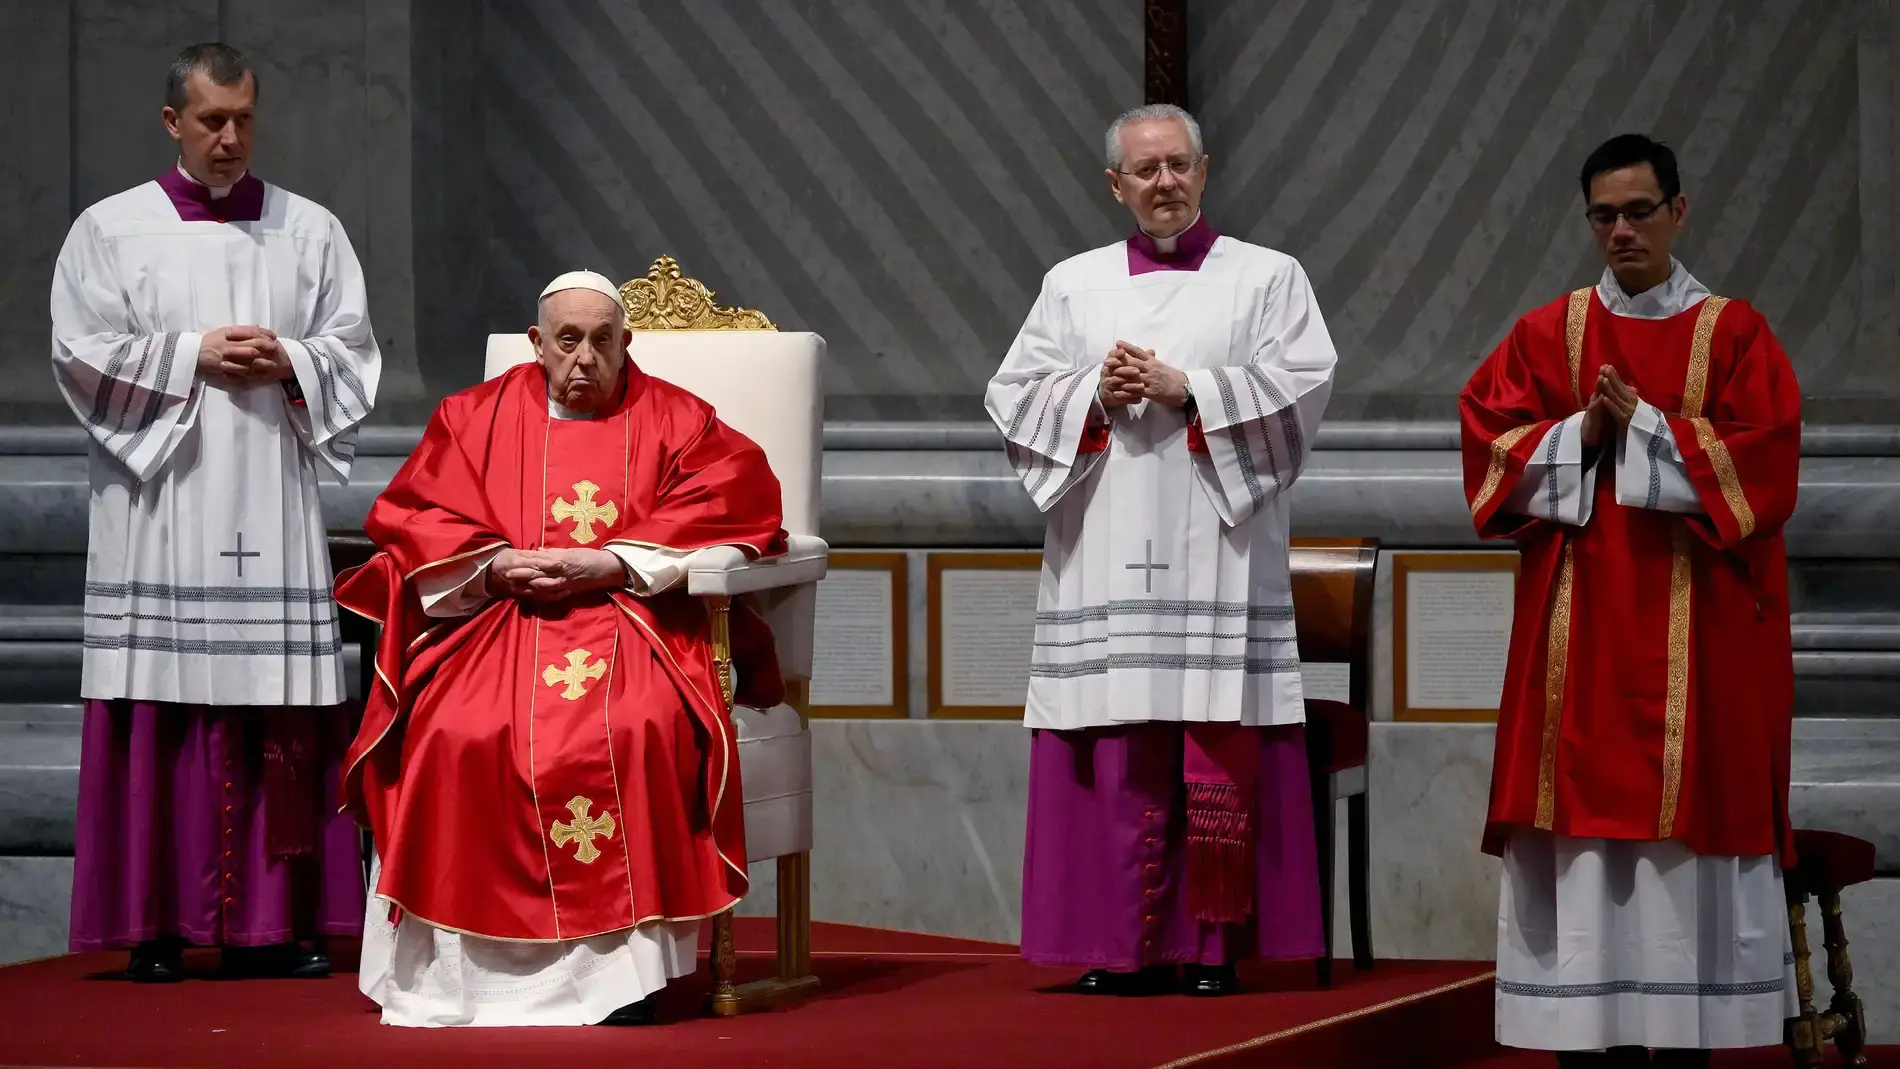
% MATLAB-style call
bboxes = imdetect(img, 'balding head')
[528,286,629,414]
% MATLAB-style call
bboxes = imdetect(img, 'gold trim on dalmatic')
[1564,288,1592,403]
[1651,294,1725,837]
[1679,296,1728,419]
[1657,525,1694,837]
[1471,423,1539,519]
[1688,417,1757,538]
[1534,542,1576,830]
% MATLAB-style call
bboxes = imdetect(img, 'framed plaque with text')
[926,551,1042,719]
[1392,552,1521,722]
[805,552,909,719]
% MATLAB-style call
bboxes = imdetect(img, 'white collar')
[548,396,594,421]
[1142,211,1201,255]
[1595,258,1711,320]
[176,160,238,200]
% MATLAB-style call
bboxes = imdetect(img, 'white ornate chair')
[485,257,827,1015]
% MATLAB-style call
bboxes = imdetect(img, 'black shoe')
[288,945,331,979]
[1074,965,1176,996]
[599,996,657,1025]
[125,940,184,983]
[1651,1051,1711,1069]
[222,941,330,979]
[1182,964,1240,996]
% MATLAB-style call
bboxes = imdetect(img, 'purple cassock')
[65,168,365,953]
[1020,724,1323,970]
[69,702,365,951]
[1014,216,1325,971]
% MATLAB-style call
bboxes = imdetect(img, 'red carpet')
[1461,1050,1899,1067]
[0,920,1502,1069]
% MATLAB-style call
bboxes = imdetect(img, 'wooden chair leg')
[1310,770,1335,988]
[777,851,813,981]
[1819,890,1868,1067]
[707,854,821,1017]
[1785,895,1824,1069]
[1347,789,1373,970]
[710,909,739,1010]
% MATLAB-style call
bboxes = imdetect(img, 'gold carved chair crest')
[619,256,777,331]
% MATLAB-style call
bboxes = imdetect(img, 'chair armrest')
[686,533,830,596]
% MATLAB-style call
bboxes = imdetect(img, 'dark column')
[1144,0,1188,108]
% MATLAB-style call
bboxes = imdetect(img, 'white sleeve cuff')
[1502,410,1597,526]
[607,544,695,596]
[1615,401,1702,514]
[418,547,508,618]
[168,332,204,400]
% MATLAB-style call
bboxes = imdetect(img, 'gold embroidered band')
[1471,423,1539,519]
[1679,296,1728,419]
[1688,417,1757,539]
[1657,525,1694,837]
[1534,541,1576,830]
[1565,288,1592,404]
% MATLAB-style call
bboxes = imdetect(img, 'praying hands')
[1580,365,1642,448]
[1098,341,1191,410]
[198,324,294,382]
[486,547,629,604]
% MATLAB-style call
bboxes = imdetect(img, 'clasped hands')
[198,325,293,382]
[1581,365,1642,448]
[486,547,630,604]
[1099,341,1190,410]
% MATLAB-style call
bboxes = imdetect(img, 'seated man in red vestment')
[336,271,787,1027]
[1460,136,1802,1068]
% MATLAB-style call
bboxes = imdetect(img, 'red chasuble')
[336,362,788,941]
[1460,289,1801,864]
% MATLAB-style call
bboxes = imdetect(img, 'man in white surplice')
[987,104,1333,997]
[53,43,377,982]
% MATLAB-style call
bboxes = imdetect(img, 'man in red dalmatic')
[1460,136,1802,1068]
[335,271,787,1027]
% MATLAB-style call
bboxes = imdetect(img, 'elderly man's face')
[529,290,629,414]
[1107,118,1207,237]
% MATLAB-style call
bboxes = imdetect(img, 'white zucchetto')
[539,270,626,316]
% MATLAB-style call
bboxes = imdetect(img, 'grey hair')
[166,42,256,111]
[1104,104,1203,170]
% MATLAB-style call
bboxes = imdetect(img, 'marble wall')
[10,1,1894,424]
[1194,0,1900,424]
[0,859,72,968]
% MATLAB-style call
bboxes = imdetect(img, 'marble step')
[0,704,81,853]
[1790,612,1900,650]
[1790,718,1900,870]
[7,450,1900,554]
[0,604,80,641]
[0,636,364,703]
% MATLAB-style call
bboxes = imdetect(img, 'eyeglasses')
[1116,156,1204,182]
[1584,199,1672,231]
